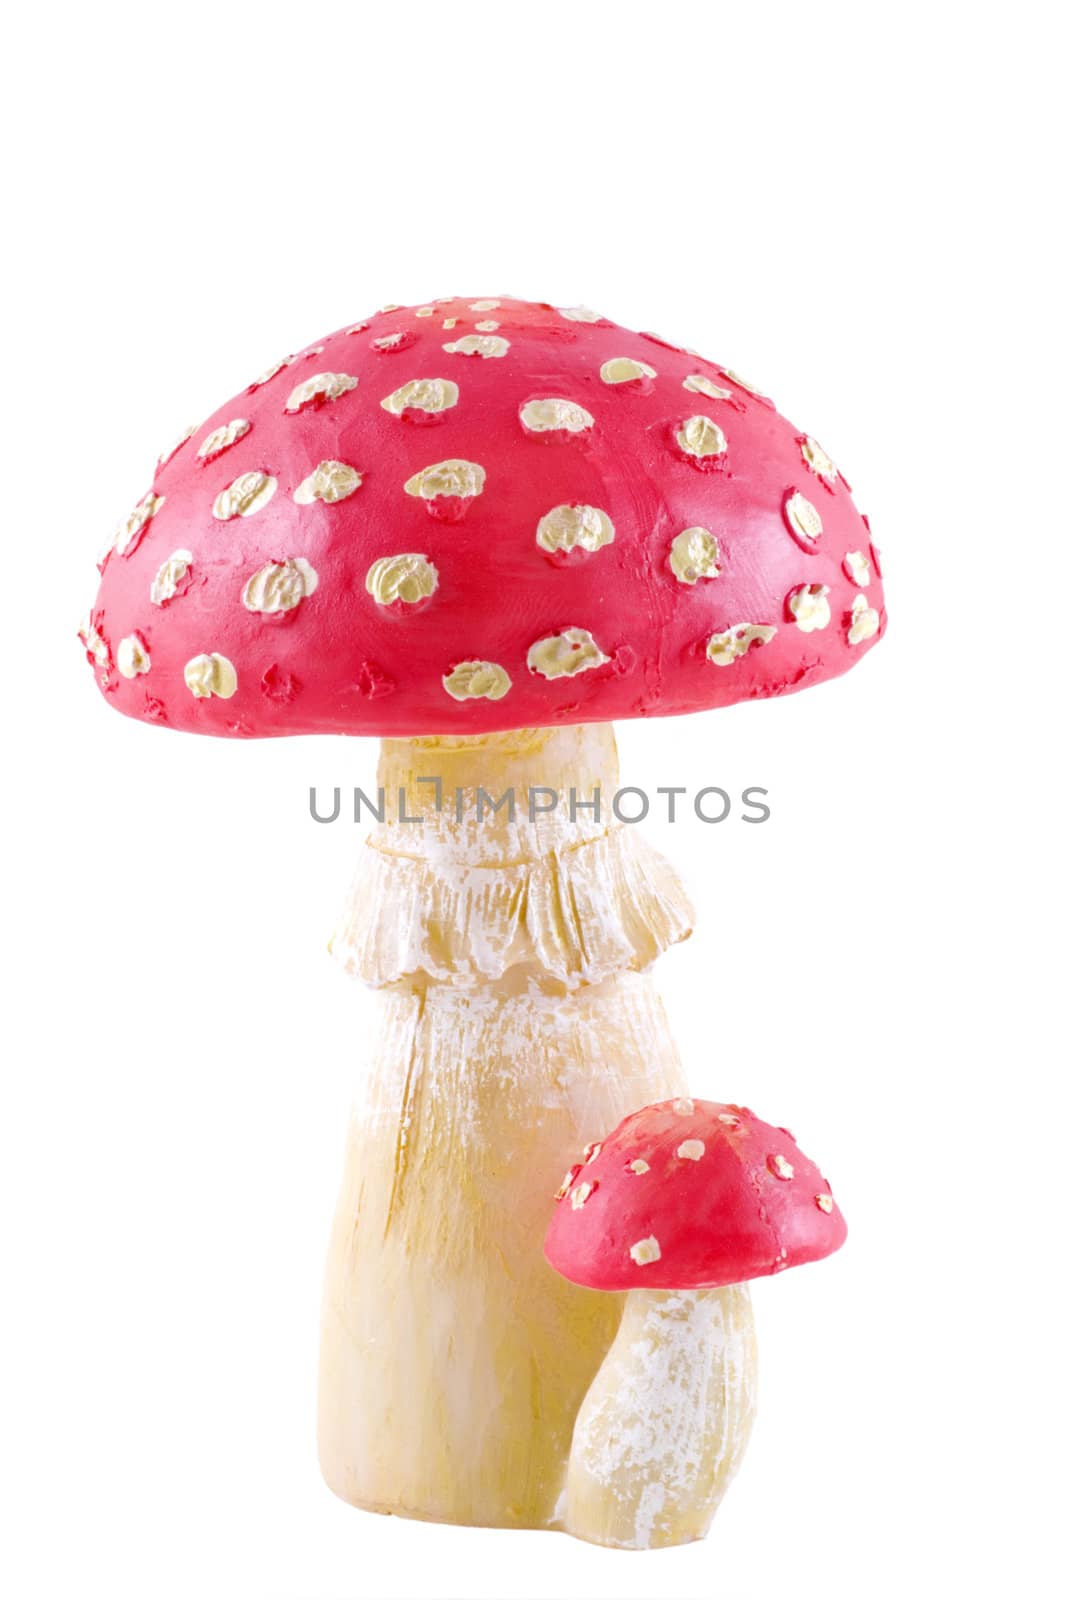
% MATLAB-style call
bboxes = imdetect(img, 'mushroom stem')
[318,724,694,1528]
[564,1285,758,1549]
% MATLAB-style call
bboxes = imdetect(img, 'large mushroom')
[80,295,883,1531]
[545,1098,847,1550]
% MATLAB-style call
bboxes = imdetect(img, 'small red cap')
[545,1098,846,1292]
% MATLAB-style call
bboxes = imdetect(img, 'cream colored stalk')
[564,1285,758,1549]
[318,724,693,1528]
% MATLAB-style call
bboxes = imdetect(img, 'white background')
[2,2,1067,1597]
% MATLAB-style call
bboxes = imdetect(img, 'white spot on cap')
[443,660,512,701]
[555,1165,582,1201]
[723,369,767,397]
[683,373,732,400]
[474,319,500,332]
[677,1139,705,1161]
[212,471,277,521]
[242,557,318,615]
[570,1181,595,1210]
[469,299,501,312]
[404,459,485,500]
[184,653,237,700]
[816,1194,835,1214]
[520,398,594,434]
[249,356,294,389]
[536,504,615,555]
[787,583,831,633]
[78,617,109,671]
[847,593,880,645]
[116,634,150,678]
[284,372,357,412]
[676,415,726,459]
[784,491,823,547]
[673,1098,694,1115]
[414,306,434,317]
[844,550,872,588]
[150,550,193,607]
[293,461,362,504]
[801,436,839,484]
[112,492,165,557]
[582,1141,602,1163]
[198,419,250,460]
[527,627,608,679]
[706,623,777,666]
[600,357,656,384]
[558,306,603,322]
[443,334,510,358]
[365,553,438,607]
[380,378,459,417]
[670,527,720,584]
[628,1159,650,1175]
[768,1153,795,1180]
[629,1236,662,1266]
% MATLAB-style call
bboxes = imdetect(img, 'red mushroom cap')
[544,1098,846,1292]
[83,297,886,738]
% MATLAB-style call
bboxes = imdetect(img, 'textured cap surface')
[82,297,886,738]
[545,1097,846,1291]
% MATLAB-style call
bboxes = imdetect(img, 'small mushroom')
[545,1097,845,1550]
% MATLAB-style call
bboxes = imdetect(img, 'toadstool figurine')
[79,296,882,1533]
[545,1098,847,1550]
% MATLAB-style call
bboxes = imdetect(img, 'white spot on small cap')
[380,378,459,417]
[570,1181,595,1210]
[706,623,777,666]
[669,527,720,585]
[520,397,594,434]
[683,373,732,400]
[284,372,357,412]
[365,553,438,607]
[676,415,726,460]
[600,357,656,384]
[843,550,873,588]
[784,491,823,548]
[184,653,237,700]
[444,334,510,358]
[816,1194,835,1214]
[847,593,880,645]
[212,471,277,521]
[443,660,512,701]
[768,1153,795,1180]
[629,1235,661,1266]
[117,635,150,679]
[536,504,614,556]
[673,1098,694,1115]
[150,550,193,607]
[527,627,607,679]
[198,419,250,460]
[628,1159,650,1175]
[242,557,318,615]
[293,461,362,504]
[801,436,839,484]
[787,583,831,633]
[677,1139,705,1161]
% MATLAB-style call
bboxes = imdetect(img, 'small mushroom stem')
[318,724,694,1528]
[564,1284,758,1549]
